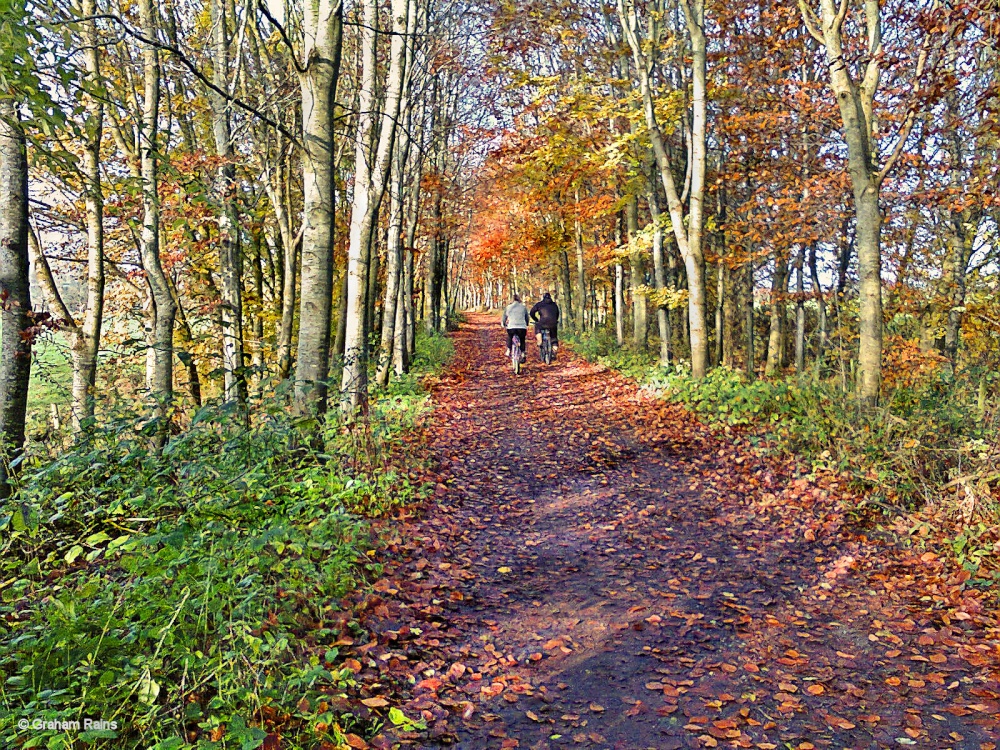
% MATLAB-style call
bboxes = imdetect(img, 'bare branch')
[27,223,78,330]
[876,39,931,187]
[67,13,302,146]
[798,0,826,44]
[833,0,849,34]
[256,0,305,74]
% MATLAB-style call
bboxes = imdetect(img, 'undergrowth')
[0,331,453,749]
[569,328,1000,587]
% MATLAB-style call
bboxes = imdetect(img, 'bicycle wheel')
[542,330,552,365]
[512,339,521,375]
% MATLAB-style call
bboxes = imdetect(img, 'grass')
[0,330,454,750]
[25,334,73,433]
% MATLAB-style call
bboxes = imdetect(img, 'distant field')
[26,334,73,434]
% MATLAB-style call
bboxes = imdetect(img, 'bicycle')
[511,334,523,375]
[539,329,555,365]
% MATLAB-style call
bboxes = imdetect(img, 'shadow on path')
[365,314,999,750]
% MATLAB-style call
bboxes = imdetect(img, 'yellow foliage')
[881,336,949,392]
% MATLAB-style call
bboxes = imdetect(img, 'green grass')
[0,333,453,750]
[26,335,73,432]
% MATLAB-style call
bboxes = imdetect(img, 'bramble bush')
[0,331,453,750]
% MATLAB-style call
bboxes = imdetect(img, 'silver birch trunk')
[0,99,31,499]
[377,16,419,388]
[376,143,406,388]
[574,193,587,330]
[614,263,625,347]
[341,0,410,412]
[646,176,670,365]
[404,226,417,362]
[209,0,245,406]
[72,0,105,432]
[293,0,343,413]
[626,195,647,348]
[137,0,176,444]
[715,261,724,366]
[271,144,297,380]
[808,243,828,370]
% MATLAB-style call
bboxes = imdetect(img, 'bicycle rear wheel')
[541,330,552,365]
[512,338,521,375]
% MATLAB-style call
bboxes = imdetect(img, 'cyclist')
[501,294,529,362]
[530,292,560,359]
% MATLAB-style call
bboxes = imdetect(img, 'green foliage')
[566,328,657,380]
[0,339,451,749]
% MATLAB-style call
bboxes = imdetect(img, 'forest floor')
[342,313,1000,750]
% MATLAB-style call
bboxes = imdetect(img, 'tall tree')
[341,0,410,412]
[208,0,246,406]
[137,0,176,443]
[0,99,31,498]
[618,0,711,377]
[293,0,344,414]
[29,0,106,433]
[799,0,929,404]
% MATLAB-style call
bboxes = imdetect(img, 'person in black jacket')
[530,292,560,357]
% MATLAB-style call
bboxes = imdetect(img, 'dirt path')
[355,314,999,750]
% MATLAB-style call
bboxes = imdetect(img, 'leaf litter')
[330,314,999,749]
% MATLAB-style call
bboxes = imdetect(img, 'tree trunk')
[560,249,574,329]
[794,246,806,372]
[574,189,587,330]
[341,0,410,413]
[138,0,176,447]
[0,99,31,499]
[365,232,381,349]
[251,230,266,377]
[803,0,885,405]
[425,236,439,333]
[166,272,202,408]
[404,231,416,361]
[745,257,755,378]
[722,264,735,368]
[397,144,422,373]
[766,253,788,376]
[614,265,625,347]
[855,189,882,402]
[209,0,245,407]
[715,261,724,366]
[626,194,647,348]
[272,150,297,381]
[376,132,408,387]
[72,0,105,433]
[293,0,343,414]
[618,0,710,376]
[808,243,828,373]
[647,182,670,365]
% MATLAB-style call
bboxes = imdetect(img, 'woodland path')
[354,314,999,750]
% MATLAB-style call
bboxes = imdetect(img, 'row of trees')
[0,0,486,496]
[458,0,998,400]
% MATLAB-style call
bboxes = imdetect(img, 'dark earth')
[342,314,1000,750]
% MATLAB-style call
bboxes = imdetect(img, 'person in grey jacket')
[501,294,529,361]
